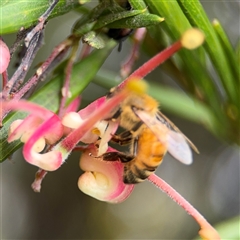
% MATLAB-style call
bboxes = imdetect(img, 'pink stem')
[120,28,147,78]
[58,44,78,118]
[61,90,128,151]
[1,71,8,89]
[79,44,92,60]
[65,96,81,113]
[13,39,72,101]
[24,0,59,47]
[31,169,48,192]
[119,40,182,88]
[0,100,54,120]
[0,39,73,123]
[148,174,221,240]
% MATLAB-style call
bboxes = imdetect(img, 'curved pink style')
[23,115,64,171]
[78,145,134,203]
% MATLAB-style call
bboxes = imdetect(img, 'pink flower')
[5,101,64,171]
[2,27,219,240]
[2,85,130,171]
[78,145,134,203]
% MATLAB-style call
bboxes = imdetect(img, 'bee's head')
[125,94,159,116]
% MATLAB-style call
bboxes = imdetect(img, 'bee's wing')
[157,111,199,154]
[134,109,193,165]
[167,130,192,164]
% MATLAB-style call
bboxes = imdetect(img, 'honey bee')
[101,89,199,184]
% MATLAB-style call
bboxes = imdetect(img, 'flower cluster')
[2,84,134,202]
[1,28,205,201]
[1,28,222,239]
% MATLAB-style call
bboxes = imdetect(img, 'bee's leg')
[132,137,139,156]
[111,131,133,145]
[101,152,134,163]
[111,121,143,145]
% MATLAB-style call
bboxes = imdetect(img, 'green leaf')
[73,9,145,36]
[129,0,147,10]
[0,40,116,162]
[212,19,239,81]
[177,0,238,105]
[144,0,221,110]
[145,0,191,39]
[0,0,80,35]
[93,9,145,30]
[106,13,164,29]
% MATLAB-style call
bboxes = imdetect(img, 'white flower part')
[8,115,43,143]
[8,119,24,140]
[94,120,108,137]
[61,112,83,129]
[81,120,108,144]
[20,131,46,152]
[20,131,34,143]
[61,87,72,98]
[62,114,109,144]
[97,142,108,156]
[28,150,63,171]
[97,121,118,156]
[78,171,109,192]
[78,146,134,203]
[32,137,46,152]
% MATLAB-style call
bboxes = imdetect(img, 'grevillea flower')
[2,79,136,201]
[2,28,206,193]
[1,27,221,239]
[78,144,134,203]
[1,79,133,171]
[5,101,64,171]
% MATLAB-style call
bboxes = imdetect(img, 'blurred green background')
[1,0,239,239]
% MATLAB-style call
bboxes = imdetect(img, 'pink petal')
[23,115,64,170]
[8,115,42,142]
[78,96,106,119]
[60,89,129,152]
[78,145,134,203]
[0,39,10,74]
[1,100,54,120]
[27,150,62,171]
[65,96,81,113]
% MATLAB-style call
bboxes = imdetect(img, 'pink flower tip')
[0,39,10,74]
[78,145,134,203]
[24,150,63,171]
